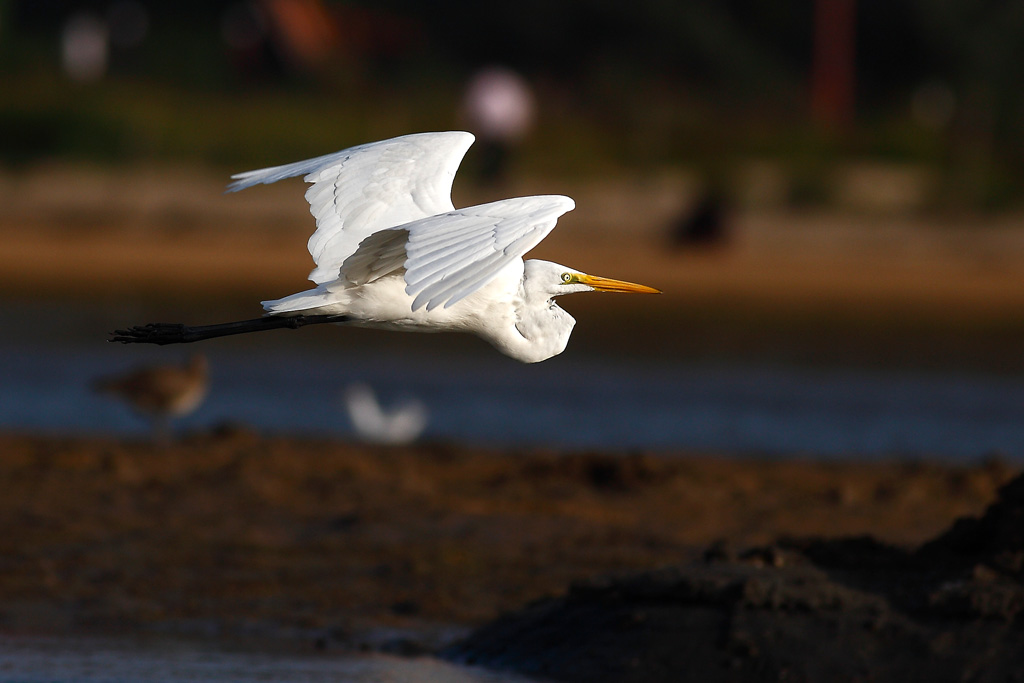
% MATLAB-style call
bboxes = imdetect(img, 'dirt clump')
[445,473,1024,682]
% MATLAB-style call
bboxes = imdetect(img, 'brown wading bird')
[111,132,660,363]
[93,355,208,439]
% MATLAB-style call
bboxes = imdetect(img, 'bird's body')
[112,132,659,362]
[265,258,578,363]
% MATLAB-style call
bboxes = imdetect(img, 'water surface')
[0,635,535,683]
[1,332,1021,460]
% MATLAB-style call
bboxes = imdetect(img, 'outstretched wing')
[227,131,475,284]
[338,195,576,312]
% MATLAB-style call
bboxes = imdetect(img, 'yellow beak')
[576,274,662,294]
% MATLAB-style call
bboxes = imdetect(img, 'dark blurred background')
[2,0,1023,208]
[1,0,1022,456]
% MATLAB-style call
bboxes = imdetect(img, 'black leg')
[109,315,350,345]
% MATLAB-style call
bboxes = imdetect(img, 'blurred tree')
[811,0,856,129]
[2,0,1024,200]
[908,0,1024,206]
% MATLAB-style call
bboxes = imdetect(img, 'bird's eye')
[561,273,573,283]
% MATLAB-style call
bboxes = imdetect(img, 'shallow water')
[1,329,1022,460]
[0,635,535,683]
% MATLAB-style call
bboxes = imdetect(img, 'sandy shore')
[3,163,1024,315]
[0,431,1016,644]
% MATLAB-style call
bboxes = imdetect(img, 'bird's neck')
[488,300,576,363]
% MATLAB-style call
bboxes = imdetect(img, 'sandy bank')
[0,430,1015,644]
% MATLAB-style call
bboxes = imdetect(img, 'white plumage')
[114,132,659,362]
[342,383,427,445]
[229,132,476,286]
[229,132,574,314]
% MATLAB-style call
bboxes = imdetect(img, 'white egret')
[112,132,660,363]
[342,383,428,445]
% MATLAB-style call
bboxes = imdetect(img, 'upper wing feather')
[227,131,475,284]
[399,195,576,311]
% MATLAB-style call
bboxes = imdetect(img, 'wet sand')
[448,470,1024,682]
[0,431,1017,649]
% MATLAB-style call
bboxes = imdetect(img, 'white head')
[480,260,660,363]
[523,260,661,301]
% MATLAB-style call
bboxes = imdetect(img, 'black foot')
[110,323,194,345]
[110,314,351,345]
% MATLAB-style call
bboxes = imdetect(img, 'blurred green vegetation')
[0,71,461,167]
[1,0,1023,208]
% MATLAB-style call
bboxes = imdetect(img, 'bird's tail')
[261,287,332,314]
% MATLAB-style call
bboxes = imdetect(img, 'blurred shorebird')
[342,383,427,445]
[93,354,208,440]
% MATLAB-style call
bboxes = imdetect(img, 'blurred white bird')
[112,132,660,363]
[342,383,427,445]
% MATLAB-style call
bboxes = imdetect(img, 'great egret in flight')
[112,132,660,363]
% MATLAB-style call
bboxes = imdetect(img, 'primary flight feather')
[112,131,660,363]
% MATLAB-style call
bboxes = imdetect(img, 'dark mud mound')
[444,474,1024,683]
[919,473,1024,578]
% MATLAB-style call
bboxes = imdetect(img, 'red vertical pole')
[811,0,857,129]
